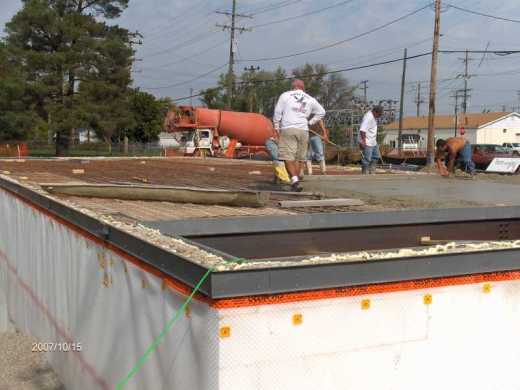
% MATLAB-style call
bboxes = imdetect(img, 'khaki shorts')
[278,128,309,161]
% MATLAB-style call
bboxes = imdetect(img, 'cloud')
[1,0,520,114]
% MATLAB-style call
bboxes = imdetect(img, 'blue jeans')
[265,138,280,162]
[307,135,325,162]
[457,142,476,174]
[361,145,381,172]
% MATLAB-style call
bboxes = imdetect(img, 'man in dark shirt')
[435,137,476,176]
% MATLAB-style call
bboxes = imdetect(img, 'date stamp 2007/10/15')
[32,342,82,352]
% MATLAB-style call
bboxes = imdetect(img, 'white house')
[76,128,100,144]
[384,112,520,148]
[158,132,179,148]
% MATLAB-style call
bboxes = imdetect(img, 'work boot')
[306,161,313,176]
[369,163,377,175]
[320,160,327,175]
[291,181,303,193]
[361,166,368,175]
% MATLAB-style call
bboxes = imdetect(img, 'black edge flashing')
[145,206,520,237]
[209,248,520,298]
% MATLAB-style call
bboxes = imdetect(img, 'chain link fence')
[0,141,177,158]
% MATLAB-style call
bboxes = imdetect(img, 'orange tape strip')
[211,271,520,309]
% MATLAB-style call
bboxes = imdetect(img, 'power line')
[440,50,520,54]
[172,91,207,102]
[165,48,520,102]
[142,13,217,43]
[141,63,228,90]
[236,51,433,85]
[477,41,491,68]
[250,0,355,29]
[143,39,228,69]
[249,0,303,16]
[447,4,520,24]
[138,0,215,37]
[239,3,433,62]
[326,36,433,69]
[170,52,433,100]
[142,31,217,58]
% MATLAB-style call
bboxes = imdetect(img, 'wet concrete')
[302,174,520,208]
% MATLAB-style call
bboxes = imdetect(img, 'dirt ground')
[0,158,386,217]
[0,332,64,390]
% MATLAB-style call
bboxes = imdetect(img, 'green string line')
[115,267,214,390]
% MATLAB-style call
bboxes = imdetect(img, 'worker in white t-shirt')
[358,106,383,174]
[273,79,326,192]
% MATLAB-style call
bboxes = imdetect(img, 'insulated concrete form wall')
[217,280,520,389]
[2,185,520,390]
[0,187,219,390]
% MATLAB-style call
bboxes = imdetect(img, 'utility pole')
[460,49,474,114]
[190,87,193,106]
[426,0,441,166]
[414,82,424,117]
[243,65,260,112]
[463,50,469,113]
[217,1,252,109]
[398,48,408,152]
[451,90,464,137]
[360,80,369,103]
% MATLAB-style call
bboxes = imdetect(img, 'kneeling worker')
[273,79,326,192]
[435,137,476,176]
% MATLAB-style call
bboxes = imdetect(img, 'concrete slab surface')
[302,175,520,208]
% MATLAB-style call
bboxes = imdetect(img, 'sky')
[1,0,520,116]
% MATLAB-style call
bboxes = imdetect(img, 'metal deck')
[148,208,520,259]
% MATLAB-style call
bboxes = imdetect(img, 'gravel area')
[0,332,64,390]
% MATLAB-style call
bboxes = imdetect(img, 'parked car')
[472,144,516,169]
[502,142,520,155]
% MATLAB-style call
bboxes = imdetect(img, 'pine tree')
[0,42,45,141]
[4,0,135,155]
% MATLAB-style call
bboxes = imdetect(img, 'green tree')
[125,90,171,143]
[292,64,356,109]
[201,67,290,116]
[201,86,226,110]
[201,64,354,118]
[4,0,135,155]
[0,42,44,141]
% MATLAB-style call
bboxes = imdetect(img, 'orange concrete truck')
[163,106,276,158]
